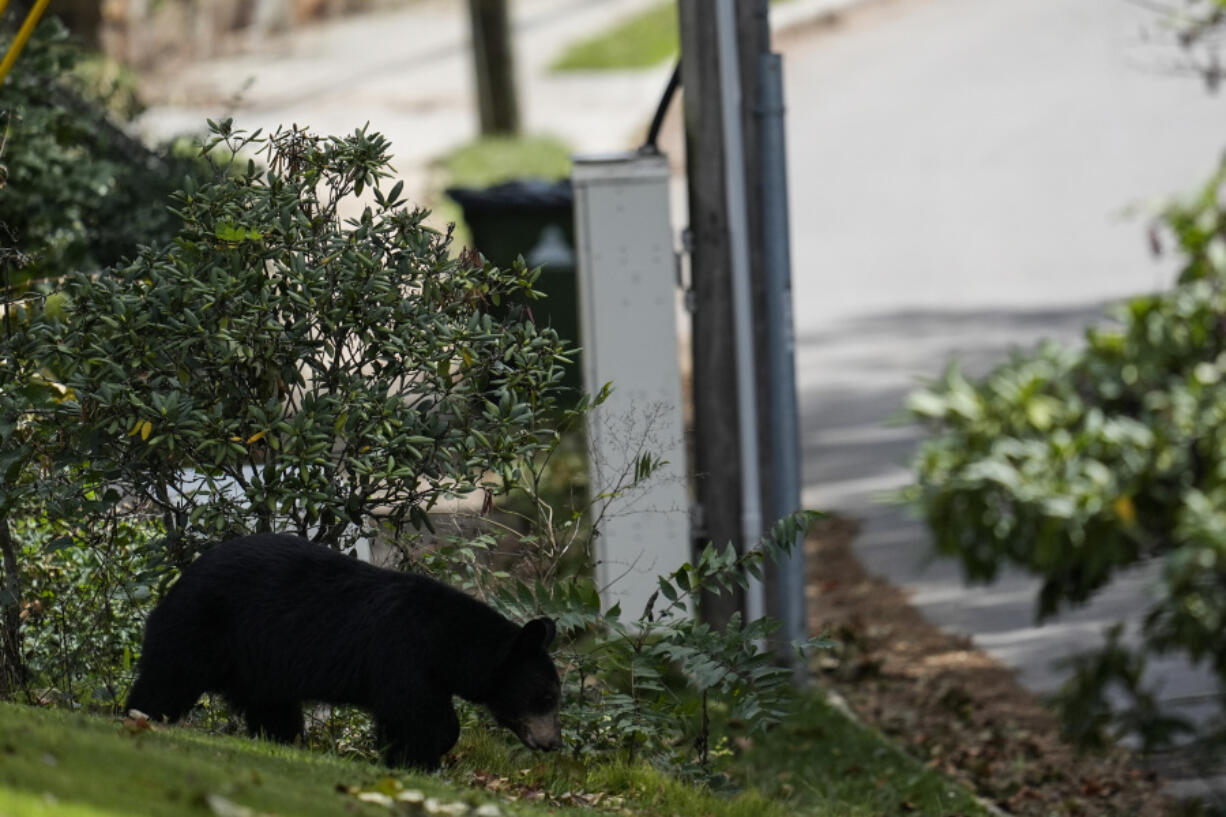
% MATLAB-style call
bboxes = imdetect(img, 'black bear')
[126,533,562,770]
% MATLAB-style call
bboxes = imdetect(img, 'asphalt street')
[785,0,1226,792]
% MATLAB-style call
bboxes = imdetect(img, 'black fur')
[126,533,562,770]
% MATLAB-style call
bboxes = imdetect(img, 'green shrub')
[906,152,1226,751]
[1,117,570,700]
[14,512,160,709]
[0,23,199,696]
[35,119,570,565]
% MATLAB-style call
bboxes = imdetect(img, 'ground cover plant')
[0,701,397,817]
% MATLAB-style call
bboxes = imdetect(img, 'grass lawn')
[441,135,572,190]
[550,3,680,72]
[550,0,796,72]
[732,693,990,816]
[0,691,990,817]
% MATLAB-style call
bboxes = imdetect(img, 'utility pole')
[467,0,519,135]
[678,0,741,628]
[678,0,807,662]
[736,0,807,667]
[733,0,781,632]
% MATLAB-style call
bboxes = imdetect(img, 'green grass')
[0,692,990,817]
[449,691,993,817]
[550,0,797,72]
[550,3,680,72]
[733,694,992,816]
[0,703,410,817]
[441,135,572,190]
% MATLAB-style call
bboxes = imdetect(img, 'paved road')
[138,0,674,203]
[785,0,1226,794]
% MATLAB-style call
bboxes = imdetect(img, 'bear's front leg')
[375,696,460,771]
[242,700,305,744]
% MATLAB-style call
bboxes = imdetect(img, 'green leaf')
[213,221,263,242]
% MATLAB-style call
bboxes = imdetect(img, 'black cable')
[640,61,682,154]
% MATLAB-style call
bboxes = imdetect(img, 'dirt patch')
[806,516,1171,816]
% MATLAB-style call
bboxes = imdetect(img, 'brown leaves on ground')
[463,771,627,813]
[338,777,506,816]
[806,516,1170,817]
[120,709,154,734]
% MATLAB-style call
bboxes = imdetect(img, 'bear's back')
[154,533,519,703]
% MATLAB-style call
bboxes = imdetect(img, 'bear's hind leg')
[242,700,305,744]
[375,698,459,771]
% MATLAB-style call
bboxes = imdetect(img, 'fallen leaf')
[205,794,257,817]
[356,792,394,807]
[121,710,152,734]
[423,798,469,816]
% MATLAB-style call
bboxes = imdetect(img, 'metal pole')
[759,52,807,680]
[714,0,766,624]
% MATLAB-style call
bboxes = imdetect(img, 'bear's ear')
[516,617,557,652]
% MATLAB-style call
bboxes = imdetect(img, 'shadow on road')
[796,298,1220,739]
[798,300,1110,512]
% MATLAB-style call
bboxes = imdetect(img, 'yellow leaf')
[1113,495,1137,526]
[129,420,144,437]
[246,430,267,444]
[140,420,153,441]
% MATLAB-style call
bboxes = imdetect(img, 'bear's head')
[485,617,563,752]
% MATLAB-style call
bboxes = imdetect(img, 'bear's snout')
[517,712,563,752]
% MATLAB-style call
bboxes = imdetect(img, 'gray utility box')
[572,152,691,621]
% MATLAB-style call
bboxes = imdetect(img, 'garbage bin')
[446,179,580,394]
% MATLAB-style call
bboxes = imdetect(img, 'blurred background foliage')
[0,17,208,289]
